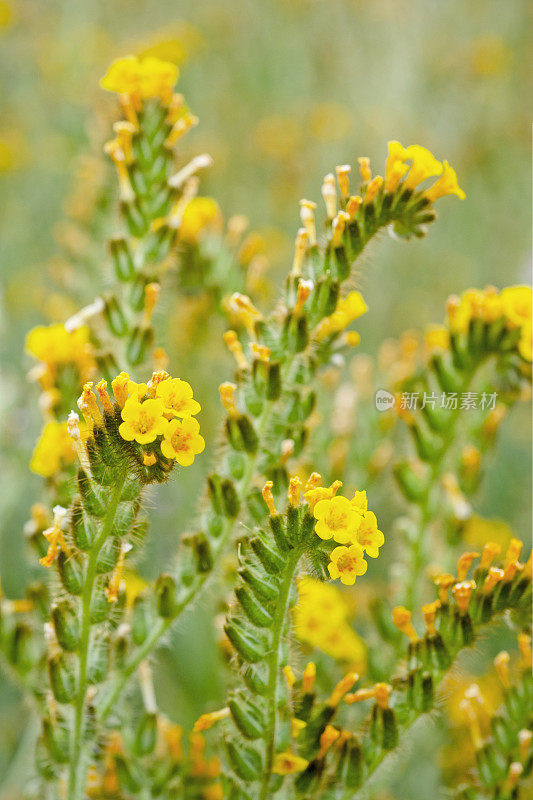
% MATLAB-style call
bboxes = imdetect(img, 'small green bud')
[238,565,278,601]
[221,479,240,518]
[42,716,69,763]
[155,574,178,618]
[226,739,263,782]
[394,461,428,502]
[114,754,142,793]
[48,653,76,704]
[249,536,284,574]
[87,633,110,684]
[96,536,121,574]
[266,361,281,400]
[236,415,258,454]
[104,294,129,337]
[241,662,269,695]
[235,586,273,628]
[228,452,246,480]
[344,739,363,789]
[122,199,148,237]
[224,620,265,663]
[228,693,265,739]
[8,623,37,673]
[268,514,290,552]
[77,472,105,519]
[51,601,79,652]
[90,579,110,624]
[57,551,83,596]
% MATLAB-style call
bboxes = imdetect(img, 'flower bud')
[48,653,76,704]
[228,693,265,739]
[224,620,265,663]
[51,601,80,652]
[155,574,178,618]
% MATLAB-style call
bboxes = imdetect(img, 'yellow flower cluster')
[384,141,465,201]
[26,323,96,388]
[113,371,205,466]
[313,290,368,342]
[30,420,88,478]
[100,55,179,104]
[447,285,532,361]
[293,577,366,667]
[306,480,384,585]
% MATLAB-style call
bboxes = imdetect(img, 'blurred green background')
[0,0,531,796]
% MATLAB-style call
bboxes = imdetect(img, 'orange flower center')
[171,429,192,452]
[326,511,347,531]
[134,411,155,435]
[336,552,357,573]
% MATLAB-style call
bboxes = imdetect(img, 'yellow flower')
[328,544,367,585]
[100,56,142,95]
[119,397,168,444]
[179,197,222,243]
[424,160,466,202]
[100,55,178,102]
[425,325,450,353]
[314,291,368,341]
[304,479,342,511]
[384,140,409,193]
[293,578,367,667]
[350,490,367,515]
[30,421,79,478]
[272,749,309,776]
[160,417,205,465]
[26,324,94,369]
[500,285,532,329]
[156,378,201,417]
[138,56,178,101]
[354,511,384,558]
[313,496,362,543]
[403,145,443,190]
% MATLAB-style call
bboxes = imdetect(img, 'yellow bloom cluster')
[30,420,88,478]
[112,371,205,466]
[306,480,384,585]
[100,55,179,104]
[293,577,366,667]
[313,290,368,342]
[26,323,96,389]
[447,285,532,361]
[384,141,465,201]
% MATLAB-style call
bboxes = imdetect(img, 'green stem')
[68,470,126,800]
[260,546,303,800]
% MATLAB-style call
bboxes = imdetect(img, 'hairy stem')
[260,546,303,800]
[68,470,126,800]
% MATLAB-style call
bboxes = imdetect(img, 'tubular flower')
[424,160,466,202]
[384,140,409,192]
[304,479,342,511]
[156,377,201,418]
[313,496,363,543]
[119,397,169,444]
[26,323,96,388]
[328,544,368,585]
[354,511,384,558]
[272,749,309,775]
[350,490,367,514]
[160,417,205,466]
[403,145,443,190]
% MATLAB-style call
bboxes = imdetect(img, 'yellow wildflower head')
[313,495,362,543]
[384,140,409,192]
[179,197,222,243]
[160,417,205,466]
[500,285,532,329]
[30,421,78,478]
[100,56,142,95]
[272,749,309,776]
[328,544,367,585]
[424,160,466,202]
[100,55,178,103]
[26,324,94,374]
[403,145,443,190]
[354,511,384,559]
[156,377,201,418]
[119,397,168,445]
